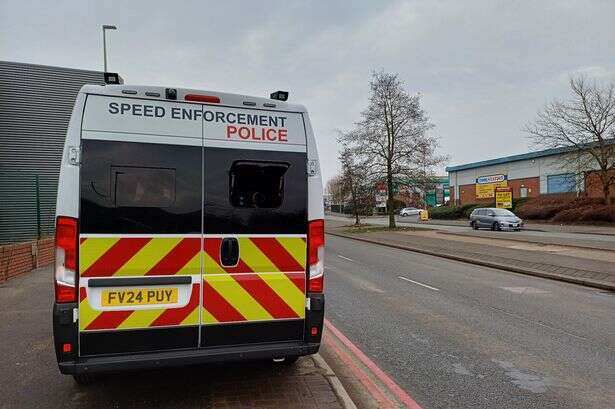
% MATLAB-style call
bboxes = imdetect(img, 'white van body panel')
[54,84,325,372]
[304,111,324,221]
[55,92,86,219]
[82,95,202,145]
[59,84,322,219]
[81,92,307,153]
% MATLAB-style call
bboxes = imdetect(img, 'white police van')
[52,83,325,383]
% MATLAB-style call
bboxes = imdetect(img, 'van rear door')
[200,105,308,348]
[77,95,203,356]
[77,93,309,356]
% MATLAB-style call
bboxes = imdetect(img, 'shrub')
[461,204,483,218]
[515,195,612,222]
[429,206,462,219]
[511,197,529,211]
[552,205,615,223]
[516,203,566,220]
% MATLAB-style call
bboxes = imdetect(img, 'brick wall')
[508,177,540,199]
[459,184,492,206]
[0,238,54,282]
[585,170,615,201]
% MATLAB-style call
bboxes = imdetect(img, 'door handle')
[220,237,239,267]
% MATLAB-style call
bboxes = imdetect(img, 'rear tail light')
[55,216,78,303]
[308,219,325,292]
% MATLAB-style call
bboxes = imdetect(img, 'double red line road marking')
[323,319,423,409]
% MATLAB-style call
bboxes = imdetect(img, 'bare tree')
[525,76,615,203]
[340,71,445,228]
[325,175,345,212]
[338,142,373,225]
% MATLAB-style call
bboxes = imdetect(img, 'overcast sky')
[2,0,614,184]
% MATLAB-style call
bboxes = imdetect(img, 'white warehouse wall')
[449,152,591,201]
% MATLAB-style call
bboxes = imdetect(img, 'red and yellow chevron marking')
[78,285,200,331]
[80,237,200,277]
[202,237,306,324]
[77,235,307,330]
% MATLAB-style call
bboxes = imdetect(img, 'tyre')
[492,222,500,231]
[471,221,478,230]
[72,373,95,385]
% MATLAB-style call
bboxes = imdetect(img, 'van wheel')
[72,373,95,385]
[492,222,500,231]
[471,221,478,230]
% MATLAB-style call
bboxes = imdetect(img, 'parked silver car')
[469,208,523,231]
[399,207,423,217]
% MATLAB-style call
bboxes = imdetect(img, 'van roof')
[80,84,308,113]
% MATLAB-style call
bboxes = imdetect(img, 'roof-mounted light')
[270,91,288,101]
[165,88,177,100]
[103,72,122,85]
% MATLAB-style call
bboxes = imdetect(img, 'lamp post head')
[102,25,117,30]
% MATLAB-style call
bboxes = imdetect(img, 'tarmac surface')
[326,216,615,288]
[324,234,615,409]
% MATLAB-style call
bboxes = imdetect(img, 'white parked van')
[52,84,325,383]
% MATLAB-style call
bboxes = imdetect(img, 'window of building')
[112,166,176,208]
[229,161,289,208]
[547,173,576,193]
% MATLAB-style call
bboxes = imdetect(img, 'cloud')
[1,0,614,183]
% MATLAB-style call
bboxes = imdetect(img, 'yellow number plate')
[101,288,178,307]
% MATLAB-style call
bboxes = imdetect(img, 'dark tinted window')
[80,140,201,234]
[113,166,175,208]
[229,161,289,208]
[205,148,307,234]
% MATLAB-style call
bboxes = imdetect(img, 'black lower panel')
[201,320,304,348]
[80,326,198,356]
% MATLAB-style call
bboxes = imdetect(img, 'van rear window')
[112,166,175,208]
[229,161,289,208]
[80,140,201,234]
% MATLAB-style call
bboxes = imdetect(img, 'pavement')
[326,217,615,290]
[329,213,615,250]
[0,266,351,409]
[324,234,615,409]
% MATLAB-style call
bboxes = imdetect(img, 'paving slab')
[0,266,352,409]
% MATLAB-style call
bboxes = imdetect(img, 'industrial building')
[0,61,106,244]
[446,144,612,206]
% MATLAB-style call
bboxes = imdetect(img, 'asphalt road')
[325,234,615,409]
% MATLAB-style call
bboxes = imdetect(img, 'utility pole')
[102,25,117,72]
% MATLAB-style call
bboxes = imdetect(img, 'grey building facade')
[0,61,105,244]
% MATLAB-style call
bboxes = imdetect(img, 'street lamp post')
[102,25,117,72]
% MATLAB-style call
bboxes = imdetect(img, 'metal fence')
[0,170,57,244]
[0,60,105,245]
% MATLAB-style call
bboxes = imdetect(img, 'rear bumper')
[59,341,320,375]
